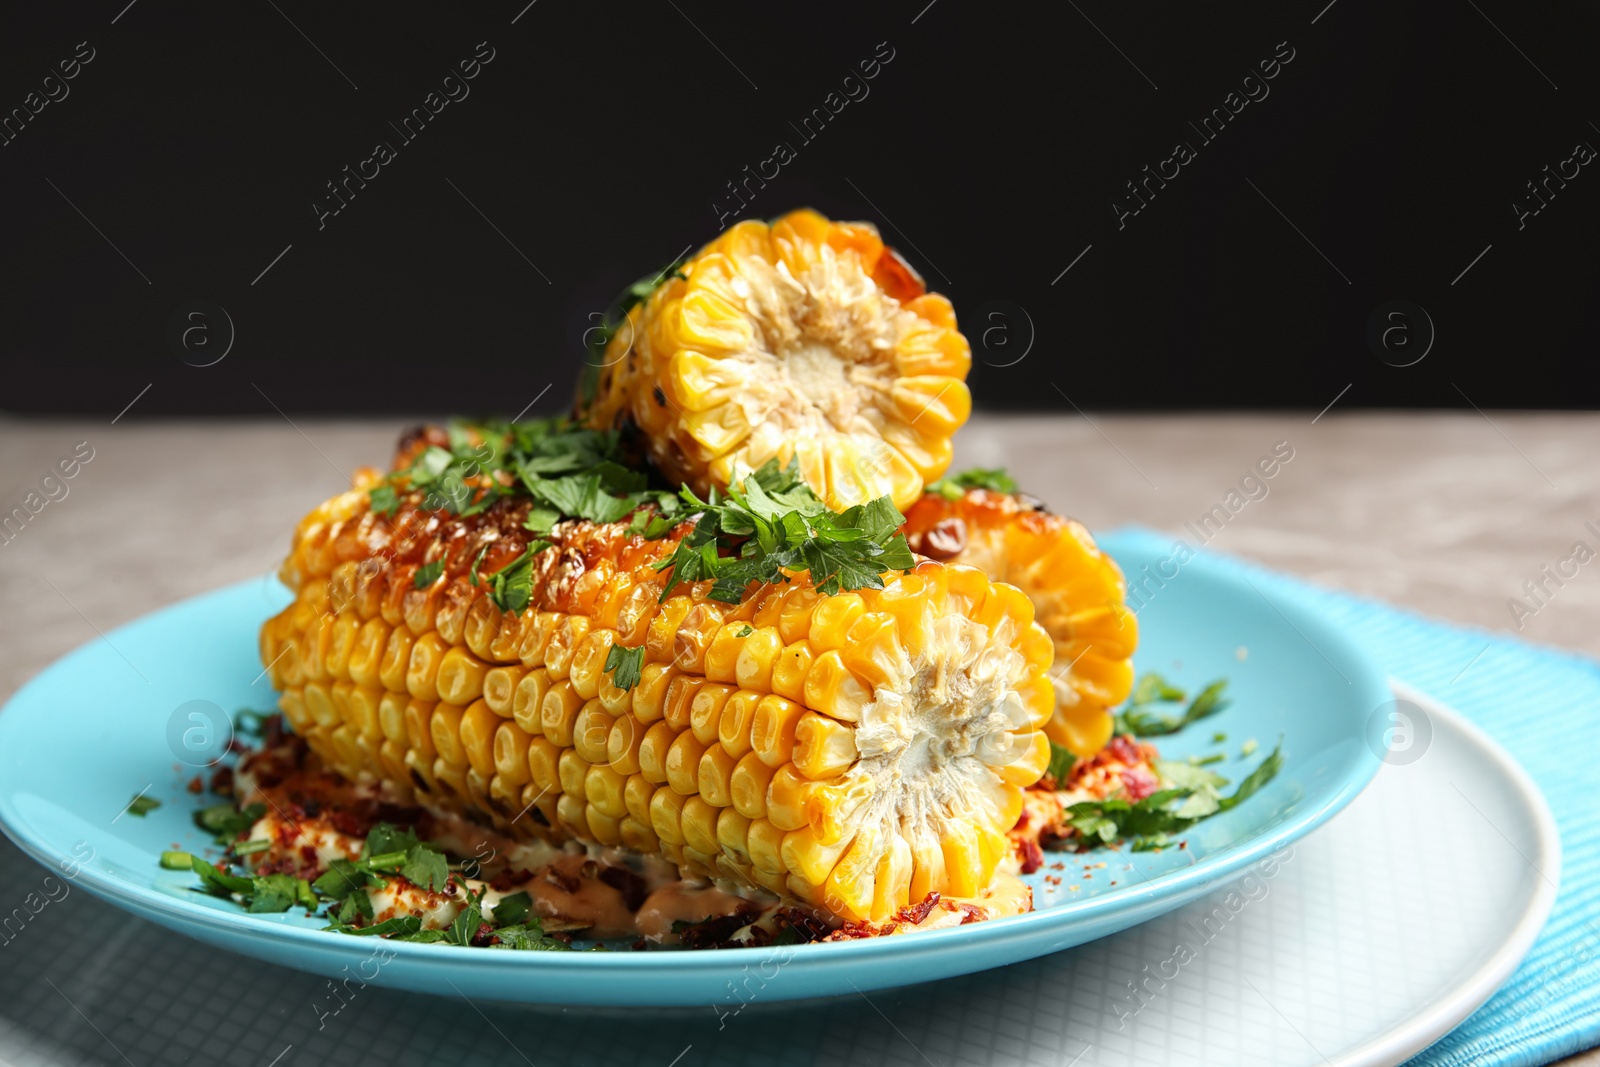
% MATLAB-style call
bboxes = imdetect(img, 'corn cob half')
[578,209,972,512]
[902,486,1137,760]
[260,488,1054,924]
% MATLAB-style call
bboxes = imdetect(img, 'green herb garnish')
[1116,677,1230,737]
[125,793,160,817]
[926,467,1018,500]
[604,643,646,692]
[1063,742,1283,848]
[414,559,443,588]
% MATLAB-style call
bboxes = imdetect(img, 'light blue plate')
[0,534,1388,1007]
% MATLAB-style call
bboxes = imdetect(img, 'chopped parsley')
[926,467,1018,500]
[124,793,161,817]
[413,559,443,588]
[604,643,646,692]
[1062,742,1284,849]
[1115,675,1231,737]
[655,458,915,605]
[482,544,548,613]
[1045,741,1077,784]
[194,801,265,843]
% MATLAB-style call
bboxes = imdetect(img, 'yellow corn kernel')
[702,622,747,682]
[607,715,645,776]
[556,793,588,836]
[276,688,306,734]
[435,646,489,705]
[750,695,805,767]
[323,615,359,679]
[493,721,533,785]
[462,596,503,661]
[746,818,787,873]
[649,786,688,845]
[347,619,390,687]
[619,815,658,853]
[558,749,590,797]
[570,629,616,700]
[697,743,738,807]
[825,826,881,919]
[459,699,499,779]
[429,702,466,768]
[483,664,526,717]
[402,582,440,636]
[807,593,864,651]
[544,615,591,680]
[662,675,706,732]
[402,699,438,759]
[793,712,859,780]
[778,588,820,644]
[770,641,813,702]
[716,807,753,865]
[433,585,476,646]
[379,738,410,787]
[518,611,559,668]
[680,796,720,855]
[638,721,677,784]
[872,832,913,918]
[623,772,655,824]
[304,682,337,727]
[585,763,628,819]
[730,752,775,819]
[717,690,761,759]
[539,680,584,747]
[346,685,383,742]
[734,627,783,692]
[586,805,623,846]
[597,668,633,715]
[940,822,982,896]
[630,662,677,724]
[689,683,734,746]
[573,701,614,764]
[378,626,415,692]
[488,608,523,664]
[405,632,449,700]
[527,737,561,794]
[646,596,694,663]
[673,603,725,675]
[765,764,819,831]
[781,826,854,886]
[377,691,408,743]
[665,730,708,795]
[512,668,551,735]
[803,651,872,723]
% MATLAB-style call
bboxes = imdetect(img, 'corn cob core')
[579,209,973,512]
[903,488,1137,760]
[260,489,1055,923]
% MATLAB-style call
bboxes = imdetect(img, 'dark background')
[1,0,1595,418]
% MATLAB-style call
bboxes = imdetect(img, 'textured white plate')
[0,684,1557,1067]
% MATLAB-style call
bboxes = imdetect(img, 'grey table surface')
[0,412,1595,1066]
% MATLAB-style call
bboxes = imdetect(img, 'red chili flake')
[957,903,986,924]
[1019,839,1044,875]
[1106,735,1140,765]
[900,893,941,926]
[299,844,319,867]
[186,776,204,794]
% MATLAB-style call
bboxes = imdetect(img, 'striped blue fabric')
[1109,528,1600,1067]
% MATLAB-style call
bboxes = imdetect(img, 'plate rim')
[0,542,1390,986]
[1332,680,1561,1067]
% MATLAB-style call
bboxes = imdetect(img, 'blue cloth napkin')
[1108,528,1599,1067]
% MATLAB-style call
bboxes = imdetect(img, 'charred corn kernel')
[577,210,968,509]
[558,749,589,797]
[638,722,677,784]
[729,752,775,819]
[665,730,708,795]
[689,684,734,746]
[697,744,738,807]
[623,772,655,824]
[630,662,676,725]
[493,721,534,785]
[378,627,414,692]
[429,702,465,768]
[619,815,658,853]
[511,669,551,735]
[585,763,628,819]
[717,690,760,759]
[405,633,449,700]
[750,695,805,768]
[527,737,561,794]
[716,807,752,864]
[680,796,720,856]
[459,699,499,778]
[803,651,872,723]
[435,646,488,706]
[746,817,787,874]
[265,477,1055,922]
[770,642,813,703]
[540,681,584,747]
[649,786,688,845]
[606,715,644,776]
[807,594,864,652]
[570,630,616,700]
[573,702,614,764]
[483,664,526,717]
[793,712,859,779]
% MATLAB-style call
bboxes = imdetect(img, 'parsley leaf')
[369,484,401,517]
[490,920,569,951]
[414,559,443,589]
[926,467,1018,500]
[524,506,561,535]
[195,802,265,844]
[362,823,421,859]
[399,842,450,893]
[1116,678,1230,737]
[484,545,548,613]
[1045,741,1077,784]
[492,891,532,927]
[445,884,487,946]
[604,643,645,691]
[124,793,161,817]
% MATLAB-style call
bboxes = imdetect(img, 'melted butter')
[526,854,637,938]
[634,882,751,943]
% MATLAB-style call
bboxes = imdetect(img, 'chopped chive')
[1241,738,1259,757]
[1211,732,1227,744]
[160,851,194,870]
[232,838,272,855]
[125,794,161,817]
[1189,753,1226,766]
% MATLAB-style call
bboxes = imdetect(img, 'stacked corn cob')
[261,487,1053,923]
[260,208,1136,927]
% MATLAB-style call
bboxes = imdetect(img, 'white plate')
[0,683,1557,1067]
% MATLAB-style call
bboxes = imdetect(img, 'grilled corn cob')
[903,487,1136,760]
[579,209,972,512]
[260,489,1054,924]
